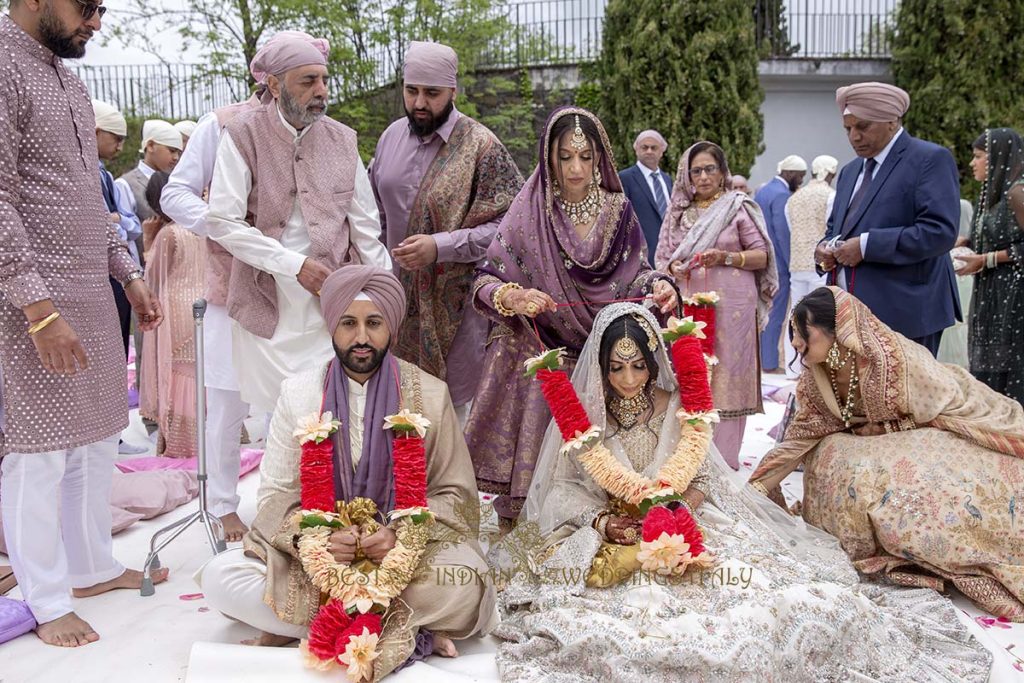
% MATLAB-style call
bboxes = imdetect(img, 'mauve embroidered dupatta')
[475,106,662,352]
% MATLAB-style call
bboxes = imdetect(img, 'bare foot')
[242,631,297,647]
[35,612,100,647]
[434,635,459,658]
[72,568,169,598]
[220,513,249,543]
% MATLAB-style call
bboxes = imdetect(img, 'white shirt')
[114,160,156,215]
[160,111,221,235]
[348,378,367,469]
[636,161,671,206]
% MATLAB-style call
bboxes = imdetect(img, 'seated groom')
[198,265,496,671]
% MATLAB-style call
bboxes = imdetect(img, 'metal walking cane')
[140,298,227,596]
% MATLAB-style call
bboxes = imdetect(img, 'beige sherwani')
[199,358,495,679]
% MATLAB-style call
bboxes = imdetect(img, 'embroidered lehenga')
[752,287,1024,621]
[492,304,992,681]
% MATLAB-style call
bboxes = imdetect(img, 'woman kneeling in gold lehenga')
[751,286,1024,621]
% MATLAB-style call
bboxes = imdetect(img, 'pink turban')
[403,41,458,88]
[321,266,407,340]
[250,31,330,84]
[633,130,668,150]
[836,82,910,122]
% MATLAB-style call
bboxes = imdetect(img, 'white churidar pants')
[196,548,306,639]
[783,270,828,378]
[0,435,124,624]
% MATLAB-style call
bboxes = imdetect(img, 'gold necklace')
[828,350,859,427]
[557,184,603,226]
[694,191,723,209]
[608,390,652,430]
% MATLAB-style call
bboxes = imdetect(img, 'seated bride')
[491,302,992,681]
[751,286,1024,621]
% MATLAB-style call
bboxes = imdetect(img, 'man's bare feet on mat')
[36,612,99,647]
[220,513,249,543]
[435,635,459,657]
[242,632,297,647]
[72,568,169,598]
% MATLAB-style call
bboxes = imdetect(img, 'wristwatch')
[724,252,734,267]
[122,270,144,288]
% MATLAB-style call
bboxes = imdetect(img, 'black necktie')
[842,157,877,232]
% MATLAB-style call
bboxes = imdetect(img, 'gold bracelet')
[492,282,522,317]
[27,311,60,336]
[750,480,769,497]
[738,251,746,268]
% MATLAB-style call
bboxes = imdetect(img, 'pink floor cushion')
[0,598,36,645]
[115,448,263,477]
[111,469,199,520]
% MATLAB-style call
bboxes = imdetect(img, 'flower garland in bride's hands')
[293,407,433,680]
[532,321,718,575]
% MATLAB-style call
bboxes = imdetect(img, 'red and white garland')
[291,405,433,681]
[527,315,718,575]
[681,290,719,360]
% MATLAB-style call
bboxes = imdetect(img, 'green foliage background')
[892,0,1024,198]
[594,0,765,176]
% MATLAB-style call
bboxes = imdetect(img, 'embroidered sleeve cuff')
[2,270,51,309]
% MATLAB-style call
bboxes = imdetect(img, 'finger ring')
[818,261,826,269]
[526,302,538,315]
[622,527,639,543]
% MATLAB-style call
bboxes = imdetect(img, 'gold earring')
[593,167,602,187]
[825,342,842,371]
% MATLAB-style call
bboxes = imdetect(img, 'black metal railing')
[71,0,896,117]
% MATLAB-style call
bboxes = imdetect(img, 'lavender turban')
[633,129,668,150]
[403,41,458,88]
[836,82,910,122]
[250,31,330,84]
[321,266,407,340]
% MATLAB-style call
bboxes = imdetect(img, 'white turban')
[812,155,839,180]
[139,120,183,154]
[92,100,126,137]
[633,129,668,150]
[777,155,807,173]
[174,120,197,138]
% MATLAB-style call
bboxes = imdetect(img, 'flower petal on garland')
[304,599,353,665]
[557,424,603,455]
[338,627,381,683]
[523,347,566,378]
[661,315,707,344]
[294,411,341,445]
[536,368,593,441]
[641,505,676,543]
[637,531,692,576]
[383,409,432,438]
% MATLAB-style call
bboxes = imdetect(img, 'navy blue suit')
[824,132,961,350]
[619,164,673,266]
[755,177,792,370]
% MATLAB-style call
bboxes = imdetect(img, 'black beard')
[39,11,87,59]
[333,340,388,377]
[405,97,454,137]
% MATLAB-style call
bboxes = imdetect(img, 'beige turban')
[812,155,839,180]
[139,120,183,154]
[633,129,668,150]
[777,155,807,173]
[321,266,407,341]
[174,120,197,138]
[836,82,910,122]
[403,41,458,89]
[92,100,127,137]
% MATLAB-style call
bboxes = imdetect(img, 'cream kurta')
[207,109,391,412]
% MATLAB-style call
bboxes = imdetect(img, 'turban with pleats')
[321,266,407,341]
[403,41,458,88]
[249,31,329,83]
[92,100,127,137]
[836,82,910,122]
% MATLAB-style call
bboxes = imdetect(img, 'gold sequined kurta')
[0,17,137,454]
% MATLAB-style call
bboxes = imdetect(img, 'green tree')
[891,0,1024,196]
[595,0,764,175]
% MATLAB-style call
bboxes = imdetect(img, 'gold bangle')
[738,252,746,268]
[750,480,769,497]
[492,282,522,317]
[28,311,60,336]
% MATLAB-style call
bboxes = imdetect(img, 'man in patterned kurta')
[0,2,167,647]
[369,41,523,422]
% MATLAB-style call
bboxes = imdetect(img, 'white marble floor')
[0,377,1021,682]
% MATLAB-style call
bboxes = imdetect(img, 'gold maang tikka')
[571,115,588,151]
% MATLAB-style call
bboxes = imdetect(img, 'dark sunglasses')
[74,0,108,20]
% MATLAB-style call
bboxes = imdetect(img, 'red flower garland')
[300,438,336,512]
[306,599,383,664]
[391,434,429,510]
[640,505,705,556]
[672,336,714,415]
[683,303,716,357]
[536,368,592,440]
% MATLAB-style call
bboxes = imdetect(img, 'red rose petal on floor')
[179,593,204,601]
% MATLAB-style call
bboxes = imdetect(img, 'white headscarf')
[92,100,127,137]
[139,120,183,154]
[174,120,197,139]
